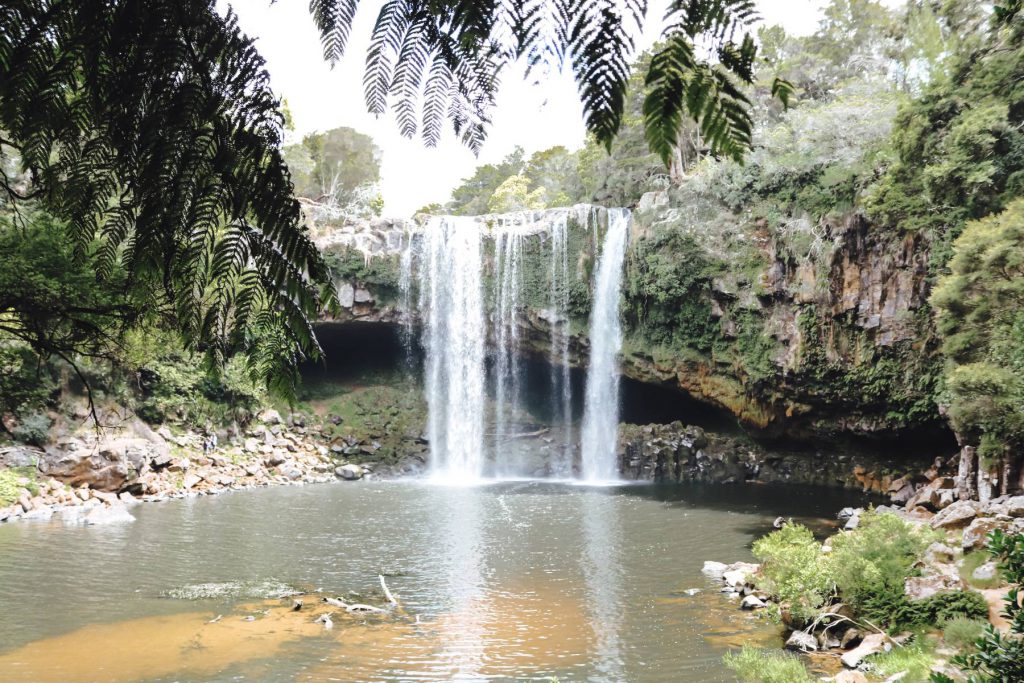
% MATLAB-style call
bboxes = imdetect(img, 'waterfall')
[398,228,415,370]
[580,208,630,482]
[419,216,487,482]
[492,227,525,477]
[549,214,574,477]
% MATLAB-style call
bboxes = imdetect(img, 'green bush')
[942,617,987,651]
[723,645,816,683]
[828,511,932,628]
[752,522,833,623]
[10,411,52,447]
[921,591,989,625]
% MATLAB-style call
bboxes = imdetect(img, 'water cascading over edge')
[419,216,487,482]
[580,208,630,482]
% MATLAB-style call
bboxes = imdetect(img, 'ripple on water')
[0,479,874,682]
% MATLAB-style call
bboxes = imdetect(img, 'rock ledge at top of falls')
[310,203,619,262]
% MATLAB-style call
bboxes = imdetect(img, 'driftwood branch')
[379,574,398,606]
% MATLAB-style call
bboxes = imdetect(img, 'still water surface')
[0,480,870,682]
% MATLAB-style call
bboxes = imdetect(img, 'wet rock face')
[615,422,939,490]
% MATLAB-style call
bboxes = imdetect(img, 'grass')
[723,645,816,683]
[960,551,1002,589]
[864,638,937,683]
[942,617,987,651]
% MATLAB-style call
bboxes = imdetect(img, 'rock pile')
[0,410,372,525]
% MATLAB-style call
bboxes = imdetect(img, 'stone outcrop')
[616,422,939,491]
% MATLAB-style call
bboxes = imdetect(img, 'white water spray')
[549,214,574,476]
[580,209,630,482]
[492,227,525,476]
[420,216,487,482]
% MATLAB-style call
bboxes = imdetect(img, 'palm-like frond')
[0,0,335,394]
[309,0,787,162]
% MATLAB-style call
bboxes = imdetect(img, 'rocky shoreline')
[0,408,391,525]
[703,491,1024,681]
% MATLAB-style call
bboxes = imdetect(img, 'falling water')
[492,228,525,477]
[548,214,574,477]
[580,208,630,482]
[398,228,415,370]
[419,216,487,482]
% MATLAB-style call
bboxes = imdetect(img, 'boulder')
[841,632,889,668]
[931,500,979,530]
[740,595,765,610]
[84,503,135,525]
[258,409,282,425]
[336,463,364,481]
[785,630,818,652]
[972,561,999,582]
[0,446,40,468]
[989,495,1024,518]
[962,517,1006,552]
[832,671,869,683]
[840,628,862,649]
[701,561,728,578]
[905,570,964,601]
[182,473,202,489]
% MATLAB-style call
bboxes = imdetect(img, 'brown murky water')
[0,480,869,682]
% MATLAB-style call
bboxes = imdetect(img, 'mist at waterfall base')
[400,208,631,484]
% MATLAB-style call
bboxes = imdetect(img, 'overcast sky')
[222,1,876,217]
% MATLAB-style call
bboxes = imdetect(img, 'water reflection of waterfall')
[581,490,625,681]
[435,488,487,678]
[580,209,630,481]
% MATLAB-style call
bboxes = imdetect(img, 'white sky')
[222,1,879,217]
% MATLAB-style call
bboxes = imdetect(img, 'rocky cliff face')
[316,198,945,445]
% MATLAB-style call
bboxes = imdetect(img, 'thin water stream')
[0,480,871,682]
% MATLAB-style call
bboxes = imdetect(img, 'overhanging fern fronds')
[0,0,335,397]
[308,0,786,162]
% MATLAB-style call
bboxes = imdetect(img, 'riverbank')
[0,407,398,525]
[705,494,1024,682]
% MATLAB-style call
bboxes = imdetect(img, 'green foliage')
[922,591,990,625]
[932,200,1024,462]
[308,0,788,160]
[0,212,135,363]
[752,522,833,623]
[624,230,720,354]
[0,466,38,506]
[722,645,816,683]
[943,617,988,651]
[10,412,52,447]
[0,343,58,418]
[284,127,382,210]
[829,511,932,629]
[866,638,938,683]
[322,247,400,294]
[932,531,1024,683]
[128,330,264,427]
[1,0,336,395]
[487,175,547,213]
[867,7,1024,265]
